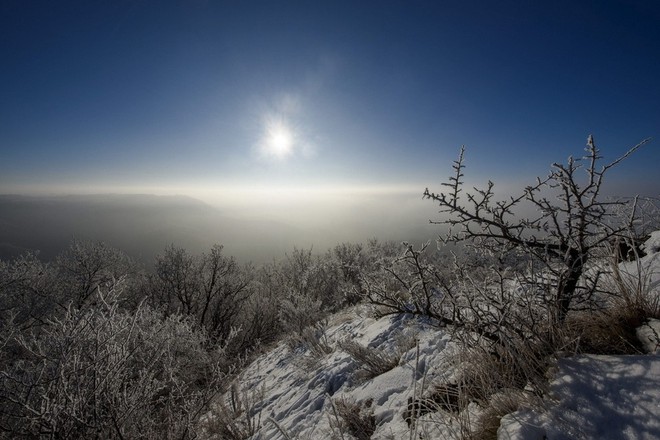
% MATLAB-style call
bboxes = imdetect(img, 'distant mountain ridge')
[0,192,438,264]
[0,193,302,263]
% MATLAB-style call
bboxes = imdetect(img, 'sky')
[1,0,659,237]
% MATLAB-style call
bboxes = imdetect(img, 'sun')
[269,124,293,156]
[264,120,294,159]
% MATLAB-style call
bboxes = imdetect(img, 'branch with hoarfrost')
[423,136,651,323]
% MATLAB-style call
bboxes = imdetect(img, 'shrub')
[0,252,60,332]
[279,293,325,335]
[0,282,226,439]
[147,244,252,345]
[423,136,650,325]
[55,239,135,308]
[330,397,376,440]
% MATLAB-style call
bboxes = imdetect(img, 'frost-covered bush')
[234,264,285,347]
[367,136,653,345]
[0,281,226,439]
[280,247,342,310]
[0,236,402,439]
[273,247,346,335]
[0,252,61,332]
[0,241,136,332]
[56,239,135,308]
[146,244,251,344]
[279,292,324,335]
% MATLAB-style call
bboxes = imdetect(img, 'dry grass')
[608,252,660,320]
[286,321,334,371]
[339,333,416,380]
[566,309,645,354]
[568,250,660,355]
[470,390,530,440]
[339,339,401,379]
[202,381,264,440]
[288,321,333,356]
[404,337,557,440]
[330,397,376,440]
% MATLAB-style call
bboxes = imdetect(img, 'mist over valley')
[0,192,437,264]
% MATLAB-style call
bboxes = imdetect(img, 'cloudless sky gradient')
[1,0,659,202]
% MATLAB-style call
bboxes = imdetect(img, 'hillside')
[204,233,660,439]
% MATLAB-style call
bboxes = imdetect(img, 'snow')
[208,309,458,439]
[637,319,660,354]
[499,355,660,440]
[208,232,660,439]
[618,231,660,293]
[641,230,660,256]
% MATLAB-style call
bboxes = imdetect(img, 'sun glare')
[264,120,294,159]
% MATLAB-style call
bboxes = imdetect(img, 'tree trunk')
[556,251,584,324]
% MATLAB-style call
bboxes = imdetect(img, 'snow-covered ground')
[499,354,660,440]
[219,309,460,439]
[499,231,660,440]
[208,232,660,439]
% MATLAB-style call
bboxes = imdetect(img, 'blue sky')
[1,0,659,200]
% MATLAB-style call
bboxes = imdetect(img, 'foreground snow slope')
[211,231,660,439]
[228,313,660,440]
[227,309,458,439]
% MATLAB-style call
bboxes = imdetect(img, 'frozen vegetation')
[206,232,660,439]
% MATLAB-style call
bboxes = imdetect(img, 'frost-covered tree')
[360,137,652,410]
[148,245,251,342]
[423,135,650,324]
[56,239,134,308]
[198,245,251,341]
[0,241,135,332]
